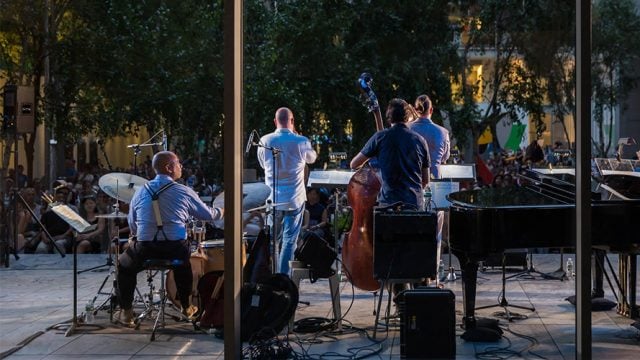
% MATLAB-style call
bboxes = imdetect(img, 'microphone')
[127,143,139,148]
[245,130,256,156]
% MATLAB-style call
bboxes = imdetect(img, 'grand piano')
[447,161,640,330]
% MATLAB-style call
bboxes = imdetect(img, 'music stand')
[437,164,475,282]
[307,170,355,190]
[44,204,99,336]
[307,169,355,281]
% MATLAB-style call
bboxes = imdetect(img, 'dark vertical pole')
[223,0,243,358]
[576,0,592,358]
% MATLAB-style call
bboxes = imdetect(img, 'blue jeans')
[274,206,305,276]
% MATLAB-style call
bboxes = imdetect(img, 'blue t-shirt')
[360,123,430,209]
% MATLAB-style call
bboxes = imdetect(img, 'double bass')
[341,73,384,291]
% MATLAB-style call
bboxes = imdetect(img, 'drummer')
[117,151,224,326]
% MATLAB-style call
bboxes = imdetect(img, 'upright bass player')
[349,98,431,296]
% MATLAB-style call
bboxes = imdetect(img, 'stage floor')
[1,253,638,359]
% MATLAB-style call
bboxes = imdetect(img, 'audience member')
[75,196,106,253]
[302,187,330,242]
[37,187,74,254]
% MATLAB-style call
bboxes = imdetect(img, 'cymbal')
[98,173,148,204]
[246,202,289,213]
[212,182,271,211]
[96,211,128,219]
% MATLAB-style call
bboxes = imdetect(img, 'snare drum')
[201,239,246,273]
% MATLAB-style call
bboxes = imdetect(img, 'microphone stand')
[98,140,113,171]
[254,142,281,274]
[127,130,164,176]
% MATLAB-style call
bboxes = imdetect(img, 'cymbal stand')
[91,235,120,322]
[89,224,145,323]
[79,186,127,274]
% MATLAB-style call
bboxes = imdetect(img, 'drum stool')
[288,260,342,331]
[135,258,185,341]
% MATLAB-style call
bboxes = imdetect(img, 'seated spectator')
[524,140,545,165]
[96,191,113,214]
[36,187,74,254]
[491,174,504,188]
[302,187,331,243]
[75,195,106,254]
[502,173,515,187]
[16,165,29,189]
[18,187,43,253]
[10,201,30,253]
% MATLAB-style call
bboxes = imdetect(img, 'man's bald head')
[274,107,294,129]
[152,151,182,180]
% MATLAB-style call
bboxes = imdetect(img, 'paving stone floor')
[1,253,639,359]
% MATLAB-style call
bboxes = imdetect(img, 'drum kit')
[90,174,272,326]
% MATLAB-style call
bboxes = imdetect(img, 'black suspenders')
[144,182,177,241]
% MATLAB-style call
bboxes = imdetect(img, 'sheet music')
[437,165,476,180]
[51,204,97,233]
[307,170,355,187]
[431,181,460,209]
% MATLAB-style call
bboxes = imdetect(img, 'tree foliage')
[244,0,458,170]
[591,0,640,156]
[3,0,640,181]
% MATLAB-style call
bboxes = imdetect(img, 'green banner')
[504,123,526,151]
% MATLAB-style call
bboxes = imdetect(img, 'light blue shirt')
[257,128,317,210]
[409,118,450,178]
[128,175,223,241]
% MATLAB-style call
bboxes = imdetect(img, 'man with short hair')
[409,95,450,180]
[117,151,224,326]
[350,99,431,295]
[257,107,317,276]
[409,94,450,272]
[350,98,430,210]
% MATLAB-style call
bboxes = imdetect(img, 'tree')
[591,0,640,157]
[53,0,225,178]
[244,0,458,170]
[512,0,576,151]
[450,0,549,160]
[0,0,55,182]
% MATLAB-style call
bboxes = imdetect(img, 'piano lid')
[530,165,640,200]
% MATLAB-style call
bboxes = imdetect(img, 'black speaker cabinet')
[373,210,437,280]
[400,288,456,359]
[16,86,34,133]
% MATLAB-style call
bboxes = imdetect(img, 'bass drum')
[201,239,246,273]
[166,247,208,309]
